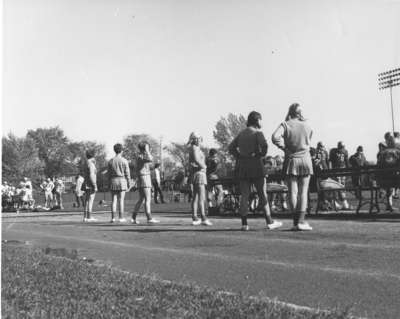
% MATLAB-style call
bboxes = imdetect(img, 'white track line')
[7,228,400,282]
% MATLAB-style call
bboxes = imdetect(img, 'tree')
[2,133,44,184]
[68,141,108,172]
[212,113,247,177]
[27,127,72,177]
[213,113,246,152]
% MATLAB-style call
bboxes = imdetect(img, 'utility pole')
[378,67,400,134]
[159,136,164,180]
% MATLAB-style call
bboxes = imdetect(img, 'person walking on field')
[82,149,98,222]
[152,163,165,204]
[272,103,313,231]
[131,142,160,224]
[108,143,131,223]
[188,132,213,226]
[229,111,282,231]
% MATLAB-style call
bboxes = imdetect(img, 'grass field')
[2,244,355,319]
[3,191,400,318]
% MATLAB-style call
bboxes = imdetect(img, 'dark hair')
[86,149,95,159]
[285,103,305,121]
[247,111,262,128]
[154,163,160,168]
[394,132,400,138]
[337,141,345,149]
[384,132,392,140]
[138,141,148,152]
[113,143,123,154]
[387,136,396,148]
[357,145,363,152]
[209,148,217,156]
[317,141,324,148]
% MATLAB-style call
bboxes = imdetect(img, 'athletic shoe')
[266,221,282,230]
[86,217,97,222]
[297,222,313,231]
[119,218,127,223]
[192,219,202,226]
[147,219,160,224]
[110,218,116,223]
[241,225,250,231]
[201,219,213,226]
[130,218,140,224]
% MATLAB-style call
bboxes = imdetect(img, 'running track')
[2,209,400,318]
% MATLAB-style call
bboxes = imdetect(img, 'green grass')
[2,244,356,319]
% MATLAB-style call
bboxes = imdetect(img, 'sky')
[2,0,400,161]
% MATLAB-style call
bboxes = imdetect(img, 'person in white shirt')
[40,178,54,210]
[74,174,85,208]
[22,177,35,209]
[152,163,165,204]
[53,177,65,209]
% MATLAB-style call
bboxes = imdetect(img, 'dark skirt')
[235,158,265,179]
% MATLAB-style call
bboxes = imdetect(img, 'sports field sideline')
[2,197,400,319]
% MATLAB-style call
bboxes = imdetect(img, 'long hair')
[285,103,305,121]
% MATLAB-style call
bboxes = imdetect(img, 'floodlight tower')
[378,67,400,134]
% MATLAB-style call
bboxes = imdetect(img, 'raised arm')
[271,123,286,151]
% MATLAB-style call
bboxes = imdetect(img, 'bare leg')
[143,188,153,220]
[119,191,126,218]
[133,188,144,220]
[191,185,199,221]
[198,184,207,221]
[254,178,273,225]
[297,175,310,224]
[111,191,118,220]
[85,191,96,219]
[287,177,299,225]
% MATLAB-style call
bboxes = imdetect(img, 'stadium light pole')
[378,67,400,134]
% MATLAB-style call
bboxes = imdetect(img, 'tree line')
[2,113,247,186]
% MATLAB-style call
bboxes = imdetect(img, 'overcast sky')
[3,0,400,160]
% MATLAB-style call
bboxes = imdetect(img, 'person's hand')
[94,186,98,192]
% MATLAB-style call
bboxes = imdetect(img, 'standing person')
[53,177,65,209]
[377,136,400,212]
[315,142,329,171]
[272,103,313,231]
[187,132,213,226]
[22,177,35,209]
[329,141,351,210]
[108,143,131,223]
[40,177,54,210]
[131,142,159,224]
[74,174,85,208]
[82,149,98,222]
[206,149,224,213]
[394,132,400,149]
[349,146,367,199]
[152,163,165,204]
[229,111,282,231]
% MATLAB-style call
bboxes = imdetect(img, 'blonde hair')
[285,103,305,121]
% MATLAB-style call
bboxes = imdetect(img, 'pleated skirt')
[110,177,128,191]
[283,154,313,177]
